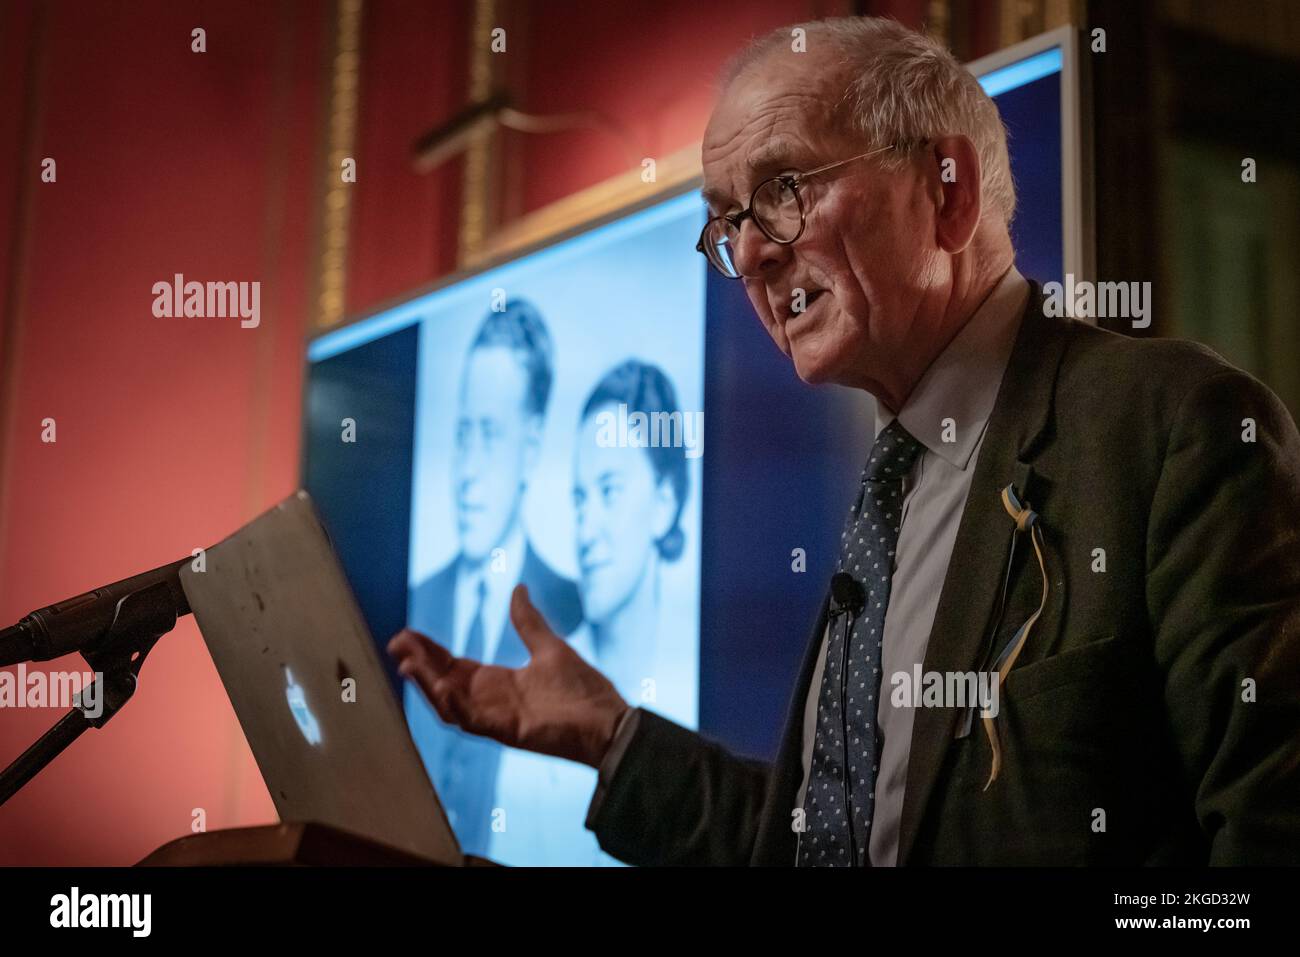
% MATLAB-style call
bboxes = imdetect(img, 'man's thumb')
[510,584,558,654]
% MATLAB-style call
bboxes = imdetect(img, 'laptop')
[180,489,463,865]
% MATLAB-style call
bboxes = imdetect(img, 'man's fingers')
[388,628,453,675]
[440,666,521,744]
[389,628,466,724]
[510,584,560,656]
[389,624,524,745]
[406,658,479,726]
[430,674,467,726]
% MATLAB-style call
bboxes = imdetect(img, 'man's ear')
[928,134,983,254]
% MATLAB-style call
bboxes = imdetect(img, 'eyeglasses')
[696,144,895,279]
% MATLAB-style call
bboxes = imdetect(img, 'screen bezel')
[305,176,703,351]
[968,23,1095,286]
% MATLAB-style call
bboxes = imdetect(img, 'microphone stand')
[0,581,179,805]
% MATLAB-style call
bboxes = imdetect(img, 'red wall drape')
[0,0,855,865]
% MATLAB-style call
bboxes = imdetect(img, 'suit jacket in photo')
[407,545,583,856]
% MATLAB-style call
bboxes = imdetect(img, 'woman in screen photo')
[487,358,692,866]
[569,358,689,705]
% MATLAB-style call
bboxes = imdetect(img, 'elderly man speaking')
[388,16,1300,866]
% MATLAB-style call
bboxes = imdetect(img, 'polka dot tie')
[798,418,923,866]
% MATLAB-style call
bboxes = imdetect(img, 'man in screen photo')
[403,299,584,857]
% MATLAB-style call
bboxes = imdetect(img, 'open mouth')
[787,289,827,322]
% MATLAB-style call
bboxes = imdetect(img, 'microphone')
[830,571,865,617]
[0,557,192,666]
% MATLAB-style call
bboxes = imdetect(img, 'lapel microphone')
[830,572,865,617]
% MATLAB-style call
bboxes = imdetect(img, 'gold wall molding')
[458,0,502,268]
[0,1,50,585]
[466,141,702,269]
[999,0,1080,47]
[312,0,363,331]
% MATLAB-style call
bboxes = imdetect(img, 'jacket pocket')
[1002,633,1127,703]
[989,634,1143,863]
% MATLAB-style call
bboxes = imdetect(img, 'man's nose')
[731,217,788,278]
[457,448,482,482]
[576,507,605,545]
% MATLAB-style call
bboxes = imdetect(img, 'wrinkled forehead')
[702,56,846,209]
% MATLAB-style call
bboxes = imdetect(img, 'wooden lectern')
[137,821,498,866]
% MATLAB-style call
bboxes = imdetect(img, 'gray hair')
[720,16,1016,225]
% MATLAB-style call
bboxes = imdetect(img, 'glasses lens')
[753,177,802,242]
[702,219,741,278]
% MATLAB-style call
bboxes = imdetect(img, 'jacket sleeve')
[1146,367,1300,864]
[583,708,772,866]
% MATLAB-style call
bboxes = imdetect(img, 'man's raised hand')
[387,584,629,768]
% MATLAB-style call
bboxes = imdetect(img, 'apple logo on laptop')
[284,667,322,745]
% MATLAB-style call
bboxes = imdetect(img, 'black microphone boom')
[0,557,191,666]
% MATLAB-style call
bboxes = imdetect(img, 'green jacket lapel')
[896,286,1070,864]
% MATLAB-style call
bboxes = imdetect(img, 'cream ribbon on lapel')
[981,484,1050,791]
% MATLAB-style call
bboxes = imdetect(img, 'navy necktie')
[798,418,924,866]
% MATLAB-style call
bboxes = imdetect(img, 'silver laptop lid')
[181,490,461,865]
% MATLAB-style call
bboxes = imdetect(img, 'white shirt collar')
[874,265,1031,470]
